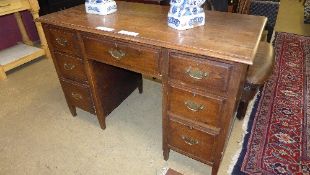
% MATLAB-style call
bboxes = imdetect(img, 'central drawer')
[82,35,161,77]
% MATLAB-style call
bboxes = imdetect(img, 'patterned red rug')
[232,32,310,175]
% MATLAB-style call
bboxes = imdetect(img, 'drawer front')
[60,80,95,114]
[168,52,232,94]
[54,52,87,82]
[47,27,80,56]
[82,35,161,77]
[168,117,218,163]
[168,86,224,127]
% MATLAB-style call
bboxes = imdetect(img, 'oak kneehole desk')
[37,2,266,175]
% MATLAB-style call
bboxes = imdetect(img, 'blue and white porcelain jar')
[85,0,117,15]
[168,0,206,30]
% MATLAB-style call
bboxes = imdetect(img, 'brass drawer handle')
[64,63,75,70]
[56,37,68,47]
[71,92,83,100]
[184,100,204,112]
[0,3,11,7]
[109,48,126,60]
[181,135,199,146]
[185,67,209,80]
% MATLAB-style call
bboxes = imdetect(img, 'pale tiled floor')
[0,1,308,175]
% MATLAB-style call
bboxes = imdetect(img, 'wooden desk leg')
[138,74,143,94]
[14,12,34,46]
[162,50,170,161]
[0,66,7,80]
[30,10,52,60]
[68,104,77,117]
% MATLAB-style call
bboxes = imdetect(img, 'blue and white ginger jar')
[168,0,206,30]
[85,0,117,15]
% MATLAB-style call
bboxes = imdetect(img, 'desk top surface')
[38,1,266,65]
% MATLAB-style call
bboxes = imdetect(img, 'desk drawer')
[168,86,224,127]
[47,27,80,56]
[60,80,95,114]
[168,116,219,164]
[54,52,87,82]
[0,0,23,15]
[82,35,161,77]
[168,52,232,94]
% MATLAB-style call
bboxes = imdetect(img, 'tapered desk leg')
[68,105,77,117]
[138,74,143,94]
[97,114,107,130]
[163,148,170,160]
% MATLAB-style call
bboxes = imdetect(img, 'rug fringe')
[227,91,260,175]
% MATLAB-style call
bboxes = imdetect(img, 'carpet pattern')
[232,32,310,174]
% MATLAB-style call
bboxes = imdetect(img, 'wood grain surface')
[37,1,266,65]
